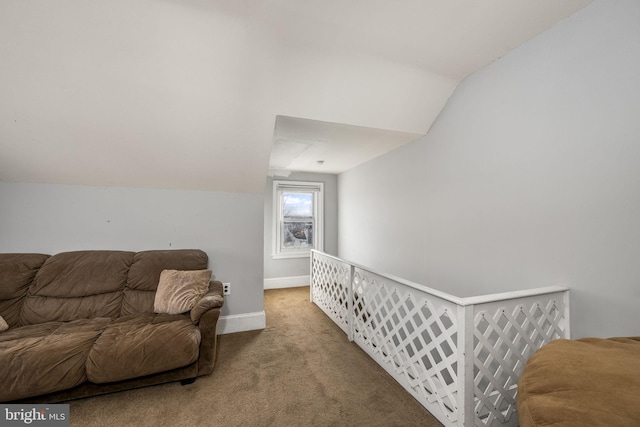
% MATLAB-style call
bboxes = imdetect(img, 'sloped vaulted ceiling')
[0,0,591,193]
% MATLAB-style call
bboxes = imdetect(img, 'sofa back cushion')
[20,251,134,325]
[121,249,208,316]
[0,253,50,328]
[3,249,208,326]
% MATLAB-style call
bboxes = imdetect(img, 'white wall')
[264,172,338,282]
[0,182,264,329]
[338,0,640,339]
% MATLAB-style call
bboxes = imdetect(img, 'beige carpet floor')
[67,286,442,426]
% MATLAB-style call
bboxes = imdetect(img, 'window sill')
[272,252,311,260]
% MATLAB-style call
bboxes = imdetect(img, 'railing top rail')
[460,286,569,306]
[311,250,569,308]
[311,250,349,265]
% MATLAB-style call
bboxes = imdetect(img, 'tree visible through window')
[273,181,323,258]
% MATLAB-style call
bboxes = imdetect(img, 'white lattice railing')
[310,250,570,427]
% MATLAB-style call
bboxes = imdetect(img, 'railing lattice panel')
[472,296,568,426]
[310,253,351,334]
[351,269,461,425]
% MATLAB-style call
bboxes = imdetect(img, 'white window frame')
[272,180,323,259]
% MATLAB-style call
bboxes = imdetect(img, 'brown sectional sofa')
[0,249,224,403]
[517,337,640,427]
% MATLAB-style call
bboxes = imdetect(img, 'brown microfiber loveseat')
[0,249,224,403]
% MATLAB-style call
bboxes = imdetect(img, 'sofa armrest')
[190,281,224,324]
[193,280,224,376]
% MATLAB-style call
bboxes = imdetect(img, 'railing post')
[562,289,571,339]
[456,304,475,427]
[309,250,315,304]
[347,264,354,342]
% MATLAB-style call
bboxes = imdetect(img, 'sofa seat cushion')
[0,318,111,402]
[518,337,640,427]
[86,313,201,384]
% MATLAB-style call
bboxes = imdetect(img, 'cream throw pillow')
[0,315,8,332]
[154,269,212,315]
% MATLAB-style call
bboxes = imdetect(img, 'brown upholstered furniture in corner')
[0,249,224,403]
[517,337,640,427]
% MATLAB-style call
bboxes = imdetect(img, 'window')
[273,180,323,259]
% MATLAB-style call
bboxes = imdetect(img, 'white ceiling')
[0,0,592,193]
[270,116,423,175]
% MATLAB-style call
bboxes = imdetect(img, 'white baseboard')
[217,311,266,334]
[264,275,310,289]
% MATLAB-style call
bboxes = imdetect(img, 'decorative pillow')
[0,315,8,332]
[154,269,212,315]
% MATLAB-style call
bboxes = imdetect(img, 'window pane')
[282,221,313,248]
[282,192,313,219]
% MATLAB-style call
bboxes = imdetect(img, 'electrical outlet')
[223,282,231,296]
